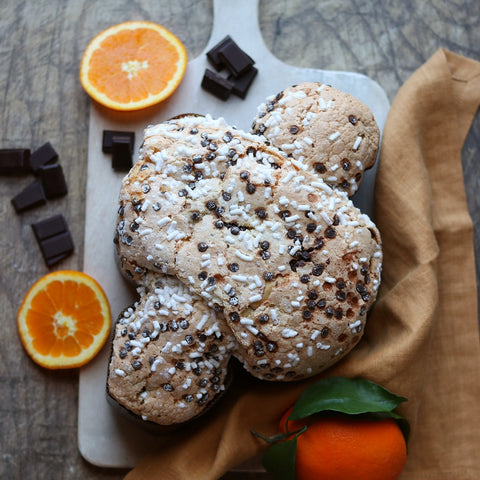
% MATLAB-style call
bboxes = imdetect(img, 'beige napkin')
[125,48,480,479]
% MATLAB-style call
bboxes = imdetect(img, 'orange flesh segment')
[74,330,94,349]
[30,289,57,316]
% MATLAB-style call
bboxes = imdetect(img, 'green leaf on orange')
[262,436,297,480]
[289,377,407,421]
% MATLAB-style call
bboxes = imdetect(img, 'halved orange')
[80,21,187,111]
[17,270,111,369]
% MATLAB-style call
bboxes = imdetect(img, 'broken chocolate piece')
[11,180,47,213]
[39,231,74,267]
[31,214,74,267]
[40,231,74,259]
[229,66,258,99]
[102,130,135,154]
[112,138,133,171]
[203,36,257,100]
[44,252,72,267]
[201,69,233,101]
[38,164,68,198]
[30,142,58,173]
[0,149,31,175]
[31,214,68,242]
[206,35,233,71]
[218,41,254,77]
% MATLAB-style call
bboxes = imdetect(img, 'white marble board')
[79,0,390,468]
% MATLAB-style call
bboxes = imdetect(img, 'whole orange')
[280,408,407,480]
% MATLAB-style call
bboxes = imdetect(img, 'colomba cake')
[108,89,382,426]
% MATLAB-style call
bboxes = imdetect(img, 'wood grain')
[0,1,478,479]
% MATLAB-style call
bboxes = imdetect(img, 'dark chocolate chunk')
[38,163,68,198]
[111,138,133,171]
[31,214,68,241]
[39,231,74,266]
[206,35,233,71]
[0,149,31,175]
[102,130,135,154]
[30,142,58,173]
[201,69,233,101]
[11,180,46,213]
[44,252,72,267]
[228,66,258,99]
[218,41,254,77]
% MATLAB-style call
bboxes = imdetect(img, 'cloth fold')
[125,48,480,479]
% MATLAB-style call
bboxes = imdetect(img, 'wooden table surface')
[1,1,479,479]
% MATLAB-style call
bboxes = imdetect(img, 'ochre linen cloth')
[125,49,480,479]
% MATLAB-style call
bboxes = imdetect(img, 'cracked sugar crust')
[229,208,381,381]
[107,272,235,425]
[251,82,380,196]
[114,114,381,373]
[110,113,382,425]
